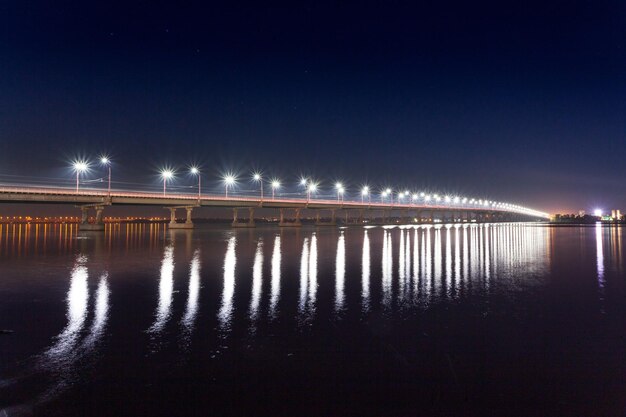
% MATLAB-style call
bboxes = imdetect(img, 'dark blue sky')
[1,1,625,213]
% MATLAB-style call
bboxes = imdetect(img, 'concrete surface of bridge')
[0,185,550,231]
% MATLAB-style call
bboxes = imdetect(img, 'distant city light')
[594,209,603,217]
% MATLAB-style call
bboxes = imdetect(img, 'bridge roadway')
[0,185,548,230]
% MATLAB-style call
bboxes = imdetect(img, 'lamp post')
[191,167,201,199]
[73,161,88,194]
[335,182,344,203]
[361,186,369,204]
[253,173,263,200]
[224,175,235,198]
[271,180,280,200]
[100,157,111,197]
[307,183,316,203]
[161,170,173,196]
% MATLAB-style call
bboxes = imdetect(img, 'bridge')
[0,184,550,231]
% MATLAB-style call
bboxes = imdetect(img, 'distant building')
[611,209,622,220]
[578,210,586,217]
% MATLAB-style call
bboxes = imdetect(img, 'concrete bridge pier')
[316,209,336,226]
[168,206,195,229]
[232,207,256,228]
[78,204,106,231]
[279,208,302,227]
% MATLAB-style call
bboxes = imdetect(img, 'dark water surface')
[1,223,626,416]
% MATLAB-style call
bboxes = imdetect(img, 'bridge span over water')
[0,185,549,231]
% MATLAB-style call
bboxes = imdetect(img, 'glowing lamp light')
[161,170,173,179]
[190,167,199,175]
[362,186,369,195]
[73,161,89,173]
[100,157,110,165]
[594,209,603,217]
[272,180,280,189]
[253,173,261,181]
[308,183,317,192]
[224,175,235,185]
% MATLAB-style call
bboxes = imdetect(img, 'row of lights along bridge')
[71,158,535,213]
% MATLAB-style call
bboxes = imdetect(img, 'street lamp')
[190,167,201,199]
[224,175,235,198]
[161,169,173,196]
[271,180,280,200]
[253,173,263,200]
[335,182,344,202]
[307,182,317,203]
[73,161,89,194]
[361,186,369,204]
[381,190,388,203]
[100,157,111,196]
[386,188,392,204]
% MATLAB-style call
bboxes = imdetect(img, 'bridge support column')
[78,205,106,231]
[279,208,302,227]
[232,207,256,228]
[80,206,89,225]
[168,206,194,229]
[316,209,336,226]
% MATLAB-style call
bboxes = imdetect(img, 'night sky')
[1,1,625,214]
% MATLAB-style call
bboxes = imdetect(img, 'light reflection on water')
[218,235,237,335]
[148,245,174,336]
[269,235,281,319]
[45,255,90,362]
[4,222,626,415]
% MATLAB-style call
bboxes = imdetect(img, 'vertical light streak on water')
[470,225,479,290]
[269,235,281,319]
[335,231,346,314]
[149,245,174,335]
[596,223,605,309]
[462,225,469,289]
[484,225,491,290]
[361,230,371,312]
[454,226,461,292]
[617,227,623,275]
[398,229,406,302]
[181,250,201,336]
[405,228,412,287]
[249,240,264,323]
[412,228,420,303]
[299,238,310,315]
[83,273,110,350]
[424,227,432,301]
[445,226,452,298]
[46,255,89,361]
[478,225,484,278]
[434,227,443,298]
[308,233,318,315]
[218,236,236,334]
[381,231,392,309]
